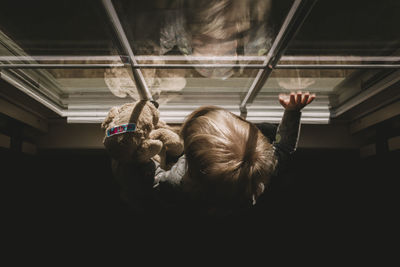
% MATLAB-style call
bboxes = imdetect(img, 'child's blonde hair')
[180,106,277,214]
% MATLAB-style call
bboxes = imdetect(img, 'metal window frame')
[0,63,126,69]
[275,64,400,69]
[2,0,400,124]
[239,0,318,118]
[101,0,153,101]
[2,62,400,69]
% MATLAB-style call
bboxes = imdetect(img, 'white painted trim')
[331,70,400,118]
[1,71,66,117]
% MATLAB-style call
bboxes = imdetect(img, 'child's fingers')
[279,95,287,107]
[289,93,296,105]
[296,91,302,103]
[301,92,310,106]
[307,94,316,105]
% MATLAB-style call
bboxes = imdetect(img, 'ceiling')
[0,0,399,124]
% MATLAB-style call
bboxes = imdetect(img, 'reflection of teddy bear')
[101,100,183,209]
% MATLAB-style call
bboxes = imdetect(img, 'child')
[152,91,315,217]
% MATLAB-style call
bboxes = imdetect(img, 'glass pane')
[148,68,260,122]
[0,0,121,56]
[278,56,400,66]
[112,0,294,64]
[40,66,259,101]
[261,68,356,95]
[35,65,259,123]
[152,68,259,102]
[45,67,140,98]
[252,67,387,120]
[285,0,400,56]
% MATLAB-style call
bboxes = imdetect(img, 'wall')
[35,122,105,149]
[32,120,361,150]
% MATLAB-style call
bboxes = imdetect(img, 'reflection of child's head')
[180,106,277,215]
[185,0,273,78]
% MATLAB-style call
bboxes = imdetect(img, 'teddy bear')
[101,100,183,210]
[101,100,183,166]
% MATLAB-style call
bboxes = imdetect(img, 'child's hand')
[279,91,315,111]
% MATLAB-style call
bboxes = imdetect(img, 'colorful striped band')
[106,123,136,137]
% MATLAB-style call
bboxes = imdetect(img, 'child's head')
[180,106,277,215]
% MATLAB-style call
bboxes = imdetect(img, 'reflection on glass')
[104,67,187,100]
[148,68,260,106]
[41,67,138,98]
[277,76,316,90]
[113,0,294,77]
[41,65,259,105]
[44,66,186,101]
[104,68,139,99]
[263,68,356,93]
[259,67,391,110]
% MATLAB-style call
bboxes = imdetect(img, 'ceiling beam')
[350,100,400,133]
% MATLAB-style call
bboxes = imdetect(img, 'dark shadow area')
[1,146,397,256]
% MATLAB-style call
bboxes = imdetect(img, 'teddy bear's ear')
[101,106,119,130]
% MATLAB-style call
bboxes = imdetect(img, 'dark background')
[1,113,398,261]
[2,134,397,246]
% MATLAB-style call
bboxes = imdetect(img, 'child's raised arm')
[273,91,316,173]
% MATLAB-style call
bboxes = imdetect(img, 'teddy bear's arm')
[137,139,163,162]
[150,128,183,157]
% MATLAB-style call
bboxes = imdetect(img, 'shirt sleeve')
[153,155,187,188]
[273,110,302,172]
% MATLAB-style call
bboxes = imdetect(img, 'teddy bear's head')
[101,100,161,163]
